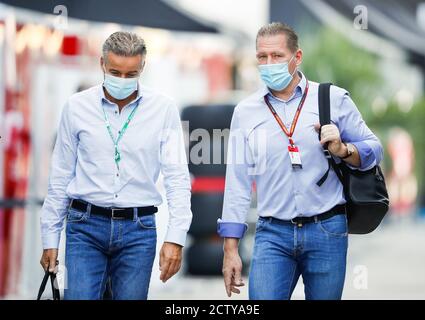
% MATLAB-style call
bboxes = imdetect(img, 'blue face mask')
[258,55,296,91]
[103,73,139,100]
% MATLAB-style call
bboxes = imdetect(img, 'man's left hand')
[159,242,183,283]
[314,123,347,157]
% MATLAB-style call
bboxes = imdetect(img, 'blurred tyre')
[188,192,224,237]
[182,104,237,276]
[186,238,224,275]
[181,104,235,176]
[181,104,235,132]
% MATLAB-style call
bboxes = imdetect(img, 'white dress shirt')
[41,84,192,249]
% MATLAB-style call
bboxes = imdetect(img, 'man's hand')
[40,249,58,272]
[159,242,183,283]
[222,238,244,297]
[314,123,347,157]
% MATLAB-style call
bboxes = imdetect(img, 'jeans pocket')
[66,208,89,223]
[137,215,157,229]
[318,214,348,237]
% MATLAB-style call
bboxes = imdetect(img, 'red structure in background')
[0,43,31,297]
[202,54,233,100]
[191,177,225,193]
[387,128,417,216]
[61,35,80,56]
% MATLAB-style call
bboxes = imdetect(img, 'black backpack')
[316,83,389,234]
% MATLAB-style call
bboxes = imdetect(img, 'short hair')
[256,22,299,52]
[102,31,147,61]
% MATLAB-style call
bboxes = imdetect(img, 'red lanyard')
[264,79,309,146]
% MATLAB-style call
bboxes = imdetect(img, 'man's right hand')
[40,249,58,272]
[222,238,244,297]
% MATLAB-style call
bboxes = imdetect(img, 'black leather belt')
[69,199,157,220]
[266,204,346,227]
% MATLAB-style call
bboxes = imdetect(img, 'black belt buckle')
[111,208,126,219]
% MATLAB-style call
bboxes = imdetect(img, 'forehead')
[256,34,289,52]
[105,52,143,71]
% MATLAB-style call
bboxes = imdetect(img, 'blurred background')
[0,0,424,300]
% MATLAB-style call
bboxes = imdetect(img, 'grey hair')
[102,31,147,61]
[256,22,299,52]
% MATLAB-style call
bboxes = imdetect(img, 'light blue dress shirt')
[217,72,383,238]
[41,84,192,249]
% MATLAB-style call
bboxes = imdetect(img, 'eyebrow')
[256,51,286,57]
[109,69,138,74]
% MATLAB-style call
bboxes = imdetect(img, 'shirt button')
[116,173,119,177]
[115,111,118,114]
[115,194,118,198]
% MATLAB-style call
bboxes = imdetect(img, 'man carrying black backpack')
[218,22,385,300]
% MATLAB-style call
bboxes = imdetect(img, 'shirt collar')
[257,71,307,102]
[99,83,143,107]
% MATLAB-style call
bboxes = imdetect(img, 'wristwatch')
[341,143,354,159]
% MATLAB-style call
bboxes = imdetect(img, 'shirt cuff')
[42,232,61,249]
[164,227,188,247]
[351,141,376,170]
[217,219,248,238]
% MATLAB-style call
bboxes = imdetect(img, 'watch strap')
[341,143,352,159]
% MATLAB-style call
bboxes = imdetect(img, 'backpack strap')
[316,83,344,187]
[318,83,332,129]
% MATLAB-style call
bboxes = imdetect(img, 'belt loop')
[86,203,91,217]
[133,208,138,221]
[68,199,73,210]
[314,215,318,223]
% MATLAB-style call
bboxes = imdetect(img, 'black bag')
[37,270,60,300]
[316,83,389,234]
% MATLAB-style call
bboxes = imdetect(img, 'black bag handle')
[37,270,60,300]
[316,83,344,187]
[318,83,332,128]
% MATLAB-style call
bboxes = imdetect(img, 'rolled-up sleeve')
[40,102,78,249]
[217,107,252,239]
[335,92,383,170]
[160,102,193,247]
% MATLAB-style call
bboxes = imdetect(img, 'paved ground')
[149,217,425,300]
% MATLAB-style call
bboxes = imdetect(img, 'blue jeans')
[249,213,348,300]
[64,206,157,300]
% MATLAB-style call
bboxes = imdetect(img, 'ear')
[100,57,105,72]
[140,59,146,73]
[295,49,303,66]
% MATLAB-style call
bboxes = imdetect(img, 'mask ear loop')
[102,64,108,82]
[289,54,298,77]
